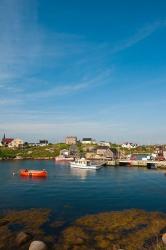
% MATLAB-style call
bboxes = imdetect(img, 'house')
[28,143,40,147]
[8,138,24,148]
[110,148,122,159]
[85,152,96,159]
[130,153,152,161]
[154,146,166,160]
[0,142,3,147]
[81,138,96,145]
[69,144,80,157]
[60,149,69,157]
[39,140,48,146]
[121,142,138,149]
[65,136,77,145]
[1,137,14,147]
[1,134,23,148]
[96,146,114,159]
[97,141,110,147]
[83,145,97,153]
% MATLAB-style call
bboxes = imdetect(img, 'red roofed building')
[1,134,14,147]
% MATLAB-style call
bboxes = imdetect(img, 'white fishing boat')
[70,158,102,170]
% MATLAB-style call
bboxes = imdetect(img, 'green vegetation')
[0,143,70,160]
[0,143,160,160]
[0,148,17,159]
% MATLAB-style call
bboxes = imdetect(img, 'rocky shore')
[0,208,166,249]
[0,156,55,161]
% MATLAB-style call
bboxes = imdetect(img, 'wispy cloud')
[0,0,92,94]
[0,98,21,105]
[69,20,166,75]
[27,69,112,98]
[111,20,166,53]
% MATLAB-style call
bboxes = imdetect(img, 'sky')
[0,0,166,144]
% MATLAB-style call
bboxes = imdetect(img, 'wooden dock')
[106,160,166,168]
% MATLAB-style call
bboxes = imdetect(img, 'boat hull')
[19,169,48,177]
[70,163,102,170]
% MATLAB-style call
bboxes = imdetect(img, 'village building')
[97,141,110,147]
[85,152,96,159]
[81,138,96,145]
[83,145,97,153]
[121,142,138,149]
[96,146,114,159]
[1,134,14,147]
[65,136,77,145]
[69,144,80,157]
[130,153,152,161]
[28,142,39,147]
[8,138,24,148]
[60,149,69,157]
[154,146,166,160]
[39,140,48,146]
[110,148,122,159]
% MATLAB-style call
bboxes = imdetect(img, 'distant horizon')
[0,0,166,144]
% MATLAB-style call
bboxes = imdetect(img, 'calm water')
[0,160,166,221]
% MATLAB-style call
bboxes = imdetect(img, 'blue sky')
[0,0,166,143]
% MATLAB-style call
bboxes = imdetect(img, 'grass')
[0,143,70,160]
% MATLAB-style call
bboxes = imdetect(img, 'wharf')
[106,160,166,168]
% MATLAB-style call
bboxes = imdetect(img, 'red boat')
[19,169,48,177]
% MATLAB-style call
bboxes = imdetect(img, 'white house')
[121,142,138,149]
[81,138,96,145]
[60,149,69,157]
[97,141,110,147]
[8,138,24,148]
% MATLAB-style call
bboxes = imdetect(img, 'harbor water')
[0,160,166,222]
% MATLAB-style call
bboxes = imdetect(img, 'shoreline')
[1,157,166,169]
[0,157,55,161]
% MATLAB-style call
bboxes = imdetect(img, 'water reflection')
[70,168,96,180]
[19,176,47,182]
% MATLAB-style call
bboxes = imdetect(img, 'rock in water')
[0,219,9,226]
[162,233,166,245]
[29,241,47,250]
[16,231,32,246]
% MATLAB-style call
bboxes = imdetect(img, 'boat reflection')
[19,176,47,182]
[70,168,96,180]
